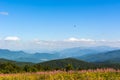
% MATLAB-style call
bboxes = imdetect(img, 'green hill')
[78,50,120,63]
[98,58,120,64]
[0,58,34,66]
[36,58,95,70]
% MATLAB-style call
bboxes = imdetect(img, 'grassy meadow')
[0,69,120,80]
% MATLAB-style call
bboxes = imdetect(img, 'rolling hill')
[37,58,95,69]
[0,58,34,66]
[77,50,120,63]
[0,46,118,63]
[1,58,120,71]
[0,49,60,63]
[98,58,120,64]
[59,46,118,58]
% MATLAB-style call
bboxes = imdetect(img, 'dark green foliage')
[36,58,94,69]
[0,62,21,73]
[65,64,73,71]
[23,65,37,72]
[0,58,120,73]
[36,58,120,71]
[0,58,34,66]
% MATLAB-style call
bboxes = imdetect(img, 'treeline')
[1,62,120,74]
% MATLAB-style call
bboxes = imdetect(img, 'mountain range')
[59,46,117,57]
[77,50,120,64]
[0,49,59,63]
[0,46,119,63]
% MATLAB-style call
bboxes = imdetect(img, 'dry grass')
[0,69,120,80]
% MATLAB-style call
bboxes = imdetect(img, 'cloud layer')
[0,37,120,52]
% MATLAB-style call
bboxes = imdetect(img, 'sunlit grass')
[0,69,120,80]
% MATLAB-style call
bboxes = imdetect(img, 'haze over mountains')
[0,46,119,63]
[78,50,120,64]
[0,49,60,63]
[59,46,118,57]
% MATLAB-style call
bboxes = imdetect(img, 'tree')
[65,64,73,72]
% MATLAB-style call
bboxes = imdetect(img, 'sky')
[0,0,120,51]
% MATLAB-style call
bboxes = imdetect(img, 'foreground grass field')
[0,69,120,80]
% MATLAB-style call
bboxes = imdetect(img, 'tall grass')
[0,69,120,80]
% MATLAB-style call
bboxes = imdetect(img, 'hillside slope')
[37,58,95,69]
[77,50,120,63]
[0,58,34,66]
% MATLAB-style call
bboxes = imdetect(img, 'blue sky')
[0,0,120,51]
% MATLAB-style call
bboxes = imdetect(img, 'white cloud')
[65,37,95,42]
[0,12,9,15]
[4,36,20,41]
[0,37,120,52]
[66,37,79,41]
